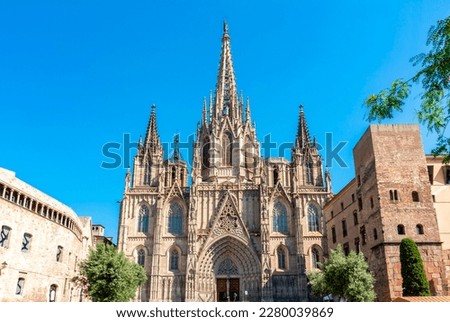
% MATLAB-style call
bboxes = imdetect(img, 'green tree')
[78,243,147,302]
[308,245,376,302]
[399,238,431,296]
[365,16,450,161]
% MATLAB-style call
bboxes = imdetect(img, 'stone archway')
[195,236,261,302]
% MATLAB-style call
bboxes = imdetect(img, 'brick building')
[324,124,449,301]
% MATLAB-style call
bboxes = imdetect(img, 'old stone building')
[426,155,450,250]
[0,167,93,302]
[117,23,332,302]
[324,124,449,301]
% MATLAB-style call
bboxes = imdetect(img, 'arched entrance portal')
[216,258,240,302]
[196,236,261,302]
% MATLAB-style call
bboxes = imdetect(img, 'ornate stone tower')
[117,23,331,302]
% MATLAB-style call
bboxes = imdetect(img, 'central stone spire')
[213,22,241,123]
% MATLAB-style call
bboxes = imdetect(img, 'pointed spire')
[296,104,311,150]
[214,22,240,122]
[209,90,214,121]
[202,97,208,126]
[245,97,252,124]
[138,135,143,151]
[144,104,162,154]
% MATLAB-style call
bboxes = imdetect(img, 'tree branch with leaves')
[365,16,450,161]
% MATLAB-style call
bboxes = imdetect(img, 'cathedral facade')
[117,24,331,302]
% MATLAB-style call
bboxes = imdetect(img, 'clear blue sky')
[1,0,448,242]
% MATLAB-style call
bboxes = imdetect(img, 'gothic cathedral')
[117,23,332,302]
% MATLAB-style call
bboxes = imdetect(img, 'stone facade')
[0,167,93,302]
[117,23,332,302]
[324,124,449,301]
[426,155,450,250]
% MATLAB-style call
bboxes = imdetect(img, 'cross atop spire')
[213,22,240,123]
[144,104,162,154]
[296,104,311,150]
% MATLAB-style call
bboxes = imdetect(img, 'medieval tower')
[117,23,332,302]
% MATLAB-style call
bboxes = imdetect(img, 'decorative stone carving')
[217,258,239,275]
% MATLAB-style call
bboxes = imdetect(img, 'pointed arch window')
[168,202,183,235]
[170,249,179,270]
[305,161,313,185]
[137,249,145,267]
[277,246,287,269]
[307,204,320,232]
[222,132,233,166]
[311,248,320,269]
[202,137,210,168]
[272,201,288,233]
[138,205,150,233]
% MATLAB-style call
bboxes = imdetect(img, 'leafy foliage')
[78,243,147,302]
[365,16,450,162]
[308,245,376,302]
[399,238,431,296]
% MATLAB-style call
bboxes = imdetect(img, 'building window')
[168,202,183,235]
[0,183,4,197]
[138,205,150,233]
[373,228,378,240]
[357,175,361,186]
[446,168,450,185]
[412,191,420,202]
[49,284,57,302]
[170,249,179,270]
[353,211,358,225]
[307,204,320,232]
[11,191,18,203]
[342,219,347,238]
[311,248,320,269]
[16,278,25,295]
[305,162,313,185]
[416,224,424,235]
[343,242,350,256]
[351,194,355,203]
[358,197,363,211]
[354,237,360,253]
[427,165,434,184]
[222,132,233,166]
[397,224,405,235]
[340,202,344,211]
[277,247,287,269]
[21,233,32,253]
[432,195,436,202]
[273,201,288,233]
[0,225,11,248]
[370,197,374,209]
[56,246,63,262]
[360,225,367,245]
[202,137,210,168]
[137,249,145,267]
[390,190,399,201]
[331,226,336,244]
[331,211,334,218]
[5,188,11,200]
